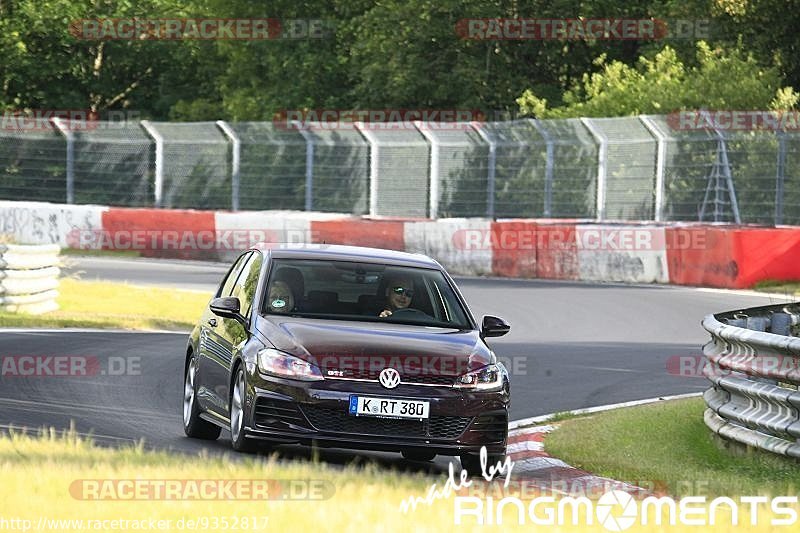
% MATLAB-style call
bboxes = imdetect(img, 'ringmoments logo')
[399,449,799,528]
[452,491,799,528]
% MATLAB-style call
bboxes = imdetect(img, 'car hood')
[255,315,493,377]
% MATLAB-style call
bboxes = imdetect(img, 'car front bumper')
[243,369,510,456]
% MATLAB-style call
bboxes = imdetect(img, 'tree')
[0,0,205,117]
[517,41,798,118]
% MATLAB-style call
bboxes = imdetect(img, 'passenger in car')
[378,275,415,318]
[266,280,295,314]
[267,267,305,314]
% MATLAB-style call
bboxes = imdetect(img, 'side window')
[217,252,250,297]
[231,252,263,318]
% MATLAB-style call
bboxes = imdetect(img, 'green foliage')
[519,41,795,118]
[0,0,204,114]
[0,1,797,121]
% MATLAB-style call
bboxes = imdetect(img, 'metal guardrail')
[0,244,60,314]
[702,302,800,458]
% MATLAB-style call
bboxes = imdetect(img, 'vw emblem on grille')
[379,368,401,389]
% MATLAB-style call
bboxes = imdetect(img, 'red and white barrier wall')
[3,201,800,289]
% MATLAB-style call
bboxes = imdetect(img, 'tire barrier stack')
[702,302,800,457]
[0,244,60,314]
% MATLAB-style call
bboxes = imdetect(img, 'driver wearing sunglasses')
[378,276,414,318]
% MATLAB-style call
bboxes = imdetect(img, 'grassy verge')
[0,279,209,330]
[0,430,463,532]
[546,397,800,497]
[60,248,142,259]
[752,279,800,296]
[2,428,790,532]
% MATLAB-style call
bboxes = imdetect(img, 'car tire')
[401,450,437,462]
[230,365,258,453]
[183,353,221,440]
[459,452,507,476]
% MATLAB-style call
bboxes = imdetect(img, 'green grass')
[543,411,583,423]
[752,279,800,296]
[0,429,467,532]
[60,247,142,258]
[546,398,800,497]
[0,278,210,330]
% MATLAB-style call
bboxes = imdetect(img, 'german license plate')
[348,395,430,419]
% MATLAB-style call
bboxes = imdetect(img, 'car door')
[215,250,264,414]
[197,252,250,418]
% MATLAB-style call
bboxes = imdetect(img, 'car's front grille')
[331,368,456,386]
[301,406,472,440]
[466,414,508,443]
[253,398,309,429]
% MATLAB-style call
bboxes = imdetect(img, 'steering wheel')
[389,308,432,319]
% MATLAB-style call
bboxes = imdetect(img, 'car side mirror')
[481,315,510,338]
[210,296,246,325]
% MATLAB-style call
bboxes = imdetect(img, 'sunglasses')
[391,286,414,298]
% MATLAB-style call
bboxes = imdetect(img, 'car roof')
[250,243,442,269]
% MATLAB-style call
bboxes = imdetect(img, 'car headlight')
[454,363,504,391]
[257,348,323,381]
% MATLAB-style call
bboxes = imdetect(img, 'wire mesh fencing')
[357,125,429,217]
[72,121,153,206]
[302,124,369,214]
[142,121,230,210]
[582,116,657,220]
[0,114,797,224]
[538,118,598,218]
[226,122,307,211]
[0,120,66,203]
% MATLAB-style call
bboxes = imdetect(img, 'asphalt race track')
[0,256,794,466]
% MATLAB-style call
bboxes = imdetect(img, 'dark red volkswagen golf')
[183,244,510,470]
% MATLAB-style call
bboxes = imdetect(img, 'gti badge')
[378,367,401,389]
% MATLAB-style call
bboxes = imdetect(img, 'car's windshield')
[261,259,471,329]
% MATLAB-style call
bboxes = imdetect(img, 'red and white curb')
[506,425,649,497]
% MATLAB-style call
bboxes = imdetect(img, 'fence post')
[699,110,741,224]
[140,120,164,208]
[580,118,607,221]
[470,122,496,218]
[216,120,241,211]
[414,121,440,219]
[293,120,315,211]
[639,115,667,222]
[355,122,379,216]
[529,119,554,217]
[50,117,75,204]
[715,131,742,224]
[776,131,787,226]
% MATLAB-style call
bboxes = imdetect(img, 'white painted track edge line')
[508,392,703,430]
